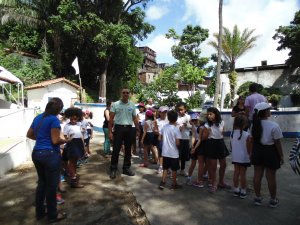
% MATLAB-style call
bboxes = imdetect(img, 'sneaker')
[123,169,135,176]
[254,196,263,206]
[239,192,247,199]
[179,170,188,177]
[217,182,232,189]
[157,167,163,174]
[110,170,117,179]
[158,181,166,190]
[171,183,182,190]
[202,174,209,180]
[208,186,217,193]
[193,181,204,188]
[60,175,65,182]
[56,194,65,205]
[233,191,240,197]
[186,177,193,185]
[269,198,279,208]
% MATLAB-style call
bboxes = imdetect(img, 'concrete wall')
[27,83,78,110]
[220,67,300,107]
[0,108,36,177]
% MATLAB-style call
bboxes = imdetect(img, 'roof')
[25,77,80,90]
[0,66,23,84]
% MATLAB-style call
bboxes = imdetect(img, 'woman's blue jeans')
[32,149,61,220]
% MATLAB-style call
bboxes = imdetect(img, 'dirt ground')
[0,135,150,225]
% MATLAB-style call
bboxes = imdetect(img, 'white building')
[25,77,80,110]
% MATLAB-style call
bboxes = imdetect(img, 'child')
[176,102,192,176]
[85,110,94,155]
[251,102,284,208]
[158,110,182,190]
[137,103,146,156]
[187,110,208,187]
[63,107,85,188]
[155,106,169,174]
[230,115,252,198]
[205,107,229,193]
[140,110,158,167]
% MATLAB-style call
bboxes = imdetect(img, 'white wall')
[27,83,78,110]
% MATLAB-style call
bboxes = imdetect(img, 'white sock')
[234,187,240,192]
[241,188,246,194]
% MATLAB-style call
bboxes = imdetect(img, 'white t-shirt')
[259,120,283,145]
[205,120,224,139]
[245,93,267,120]
[81,119,89,139]
[157,118,168,134]
[176,113,191,140]
[63,122,83,139]
[230,130,250,163]
[161,124,181,158]
[138,112,146,126]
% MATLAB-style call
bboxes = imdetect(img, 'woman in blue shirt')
[26,98,70,223]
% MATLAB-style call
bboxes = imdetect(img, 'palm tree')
[213,0,223,108]
[209,25,259,103]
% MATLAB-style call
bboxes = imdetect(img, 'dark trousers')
[110,125,132,171]
[179,139,190,170]
[32,150,61,220]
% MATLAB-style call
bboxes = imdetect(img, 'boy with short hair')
[158,110,182,190]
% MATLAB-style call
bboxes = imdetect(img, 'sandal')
[138,163,148,168]
[208,186,217,193]
[48,212,67,223]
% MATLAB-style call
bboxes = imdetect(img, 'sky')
[137,0,300,68]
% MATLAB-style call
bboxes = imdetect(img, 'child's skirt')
[205,138,228,159]
[66,138,85,159]
[143,132,154,145]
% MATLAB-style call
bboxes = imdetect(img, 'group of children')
[149,101,283,208]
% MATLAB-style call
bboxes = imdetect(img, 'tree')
[166,25,210,105]
[213,0,223,108]
[273,10,300,67]
[209,25,259,104]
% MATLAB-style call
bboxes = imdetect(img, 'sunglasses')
[122,92,130,94]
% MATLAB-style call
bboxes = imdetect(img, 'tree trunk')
[213,0,223,109]
[98,59,109,101]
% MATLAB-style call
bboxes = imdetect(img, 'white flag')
[72,57,80,75]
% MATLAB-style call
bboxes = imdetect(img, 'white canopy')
[0,66,24,107]
[0,66,23,84]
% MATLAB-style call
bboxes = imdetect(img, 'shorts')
[163,157,180,171]
[84,137,90,147]
[205,138,228,159]
[152,134,159,146]
[232,162,251,167]
[251,143,280,170]
[143,132,154,145]
[157,141,163,157]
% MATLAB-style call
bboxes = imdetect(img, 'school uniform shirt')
[161,124,182,158]
[205,120,224,139]
[81,119,89,139]
[259,120,283,145]
[231,130,250,163]
[63,122,83,139]
[157,118,168,134]
[176,114,191,140]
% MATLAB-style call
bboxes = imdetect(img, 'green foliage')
[166,25,210,68]
[184,91,203,110]
[206,74,216,98]
[228,70,237,102]
[273,10,300,67]
[237,81,255,96]
[224,93,231,108]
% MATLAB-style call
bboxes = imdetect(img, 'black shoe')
[122,169,135,176]
[110,170,117,179]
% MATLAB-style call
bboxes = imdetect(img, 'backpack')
[289,138,300,175]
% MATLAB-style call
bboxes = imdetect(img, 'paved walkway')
[0,134,299,225]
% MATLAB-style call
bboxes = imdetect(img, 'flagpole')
[78,73,82,103]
